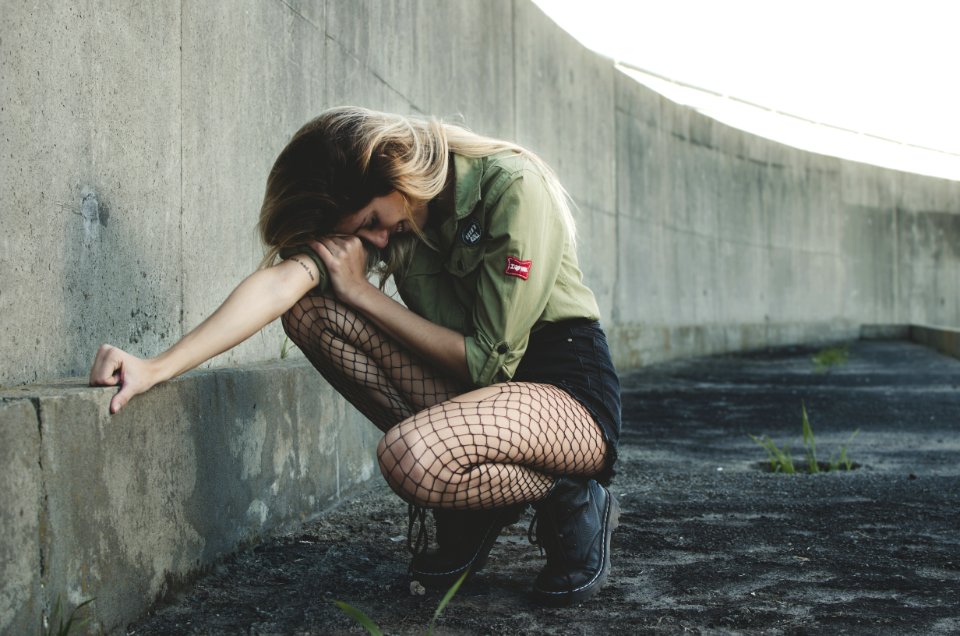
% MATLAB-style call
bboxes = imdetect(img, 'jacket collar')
[453,153,484,220]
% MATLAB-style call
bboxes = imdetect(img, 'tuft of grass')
[812,345,849,373]
[335,569,470,636]
[750,402,860,474]
[40,597,94,636]
[801,402,818,473]
[749,433,796,474]
[333,600,384,636]
[280,335,292,360]
[427,568,469,635]
[828,428,861,471]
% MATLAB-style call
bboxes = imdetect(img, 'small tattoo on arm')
[291,256,315,282]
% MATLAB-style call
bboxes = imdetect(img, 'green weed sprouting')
[334,600,384,636]
[812,345,849,373]
[40,597,94,636]
[801,402,818,473]
[335,569,470,636]
[750,402,860,474]
[280,335,292,360]
[750,433,796,474]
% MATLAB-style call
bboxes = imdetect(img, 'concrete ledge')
[860,323,960,361]
[606,321,960,371]
[607,321,861,369]
[860,324,912,340]
[0,400,42,636]
[909,324,960,361]
[0,359,380,634]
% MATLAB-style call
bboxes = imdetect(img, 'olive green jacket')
[397,152,600,387]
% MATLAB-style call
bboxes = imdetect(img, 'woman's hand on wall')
[86,260,318,416]
[89,344,159,414]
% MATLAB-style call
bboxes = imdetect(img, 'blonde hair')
[258,106,576,287]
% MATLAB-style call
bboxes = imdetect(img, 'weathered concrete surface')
[4,0,960,386]
[514,0,618,322]
[910,324,960,362]
[1,2,182,386]
[127,339,960,634]
[325,0,516,137]
[179,0,326,372]
[0,400,42,636]
[0,360,379,634]
[612,70,960,371]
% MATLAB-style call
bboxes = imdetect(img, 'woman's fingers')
[312,236,366,273]
[110,377,138,414]
[314,235,358,258]
[310,236,345,264]
[89,344,152,414]
[89,344,122,386]
[309,236,371,305]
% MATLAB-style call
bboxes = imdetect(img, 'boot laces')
[529,506,581,596]
[527,513,544,556]
[407,503,429,555]
[527,509,569,559]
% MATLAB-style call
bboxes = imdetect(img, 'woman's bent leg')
[283,293,529,587]
[284,295,618,601]
[281,292,463,433]
[379,382,618,603]
[377,382,608,509]
[379,381,612,592]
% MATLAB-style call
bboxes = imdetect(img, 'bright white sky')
[532,0,960,180]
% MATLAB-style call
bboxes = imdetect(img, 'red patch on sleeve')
[504,256,532,280]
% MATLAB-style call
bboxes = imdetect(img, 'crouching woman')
[90,107,621,605]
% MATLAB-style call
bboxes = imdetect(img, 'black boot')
[530,478,620,605]
[408,505,524,588]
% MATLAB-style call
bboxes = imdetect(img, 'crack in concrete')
[324,33,423,114]
[30,397,48,582]
[276,0,323,32]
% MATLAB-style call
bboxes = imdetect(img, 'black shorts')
[512,319,622,484]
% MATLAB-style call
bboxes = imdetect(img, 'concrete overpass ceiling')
[533,0,960,181]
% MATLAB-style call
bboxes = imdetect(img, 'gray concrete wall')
[0,361,379,634]
[3,0,959,386]
[0,401,42,635]
[3,0,960,632]
[610,71,960,365]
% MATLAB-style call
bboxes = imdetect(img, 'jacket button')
[497,343,509,354]
[457,259,464,270]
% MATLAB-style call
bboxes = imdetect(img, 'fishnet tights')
[282,293,608,510]
[282,291,462,432]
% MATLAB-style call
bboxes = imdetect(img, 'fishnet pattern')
[283,293,608,510]
[281,292,462,432]
[377,383,607,510]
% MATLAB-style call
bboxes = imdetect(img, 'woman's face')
[333,191,427,249]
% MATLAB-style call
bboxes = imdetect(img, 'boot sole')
[410,515,514,588]
[533,488,621,606]
[410,532,500,588]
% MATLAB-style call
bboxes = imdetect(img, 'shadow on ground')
[130,340,960,635]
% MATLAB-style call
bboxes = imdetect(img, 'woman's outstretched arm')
[89,256,320,414]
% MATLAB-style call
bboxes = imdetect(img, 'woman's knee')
[280,294,338,345]
[377,423,432,502]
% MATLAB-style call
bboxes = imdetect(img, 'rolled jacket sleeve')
[464,169,567,386]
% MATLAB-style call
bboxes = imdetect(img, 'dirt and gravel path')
[129,339,960,635]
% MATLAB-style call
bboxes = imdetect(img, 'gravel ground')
[129,339,960,635]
